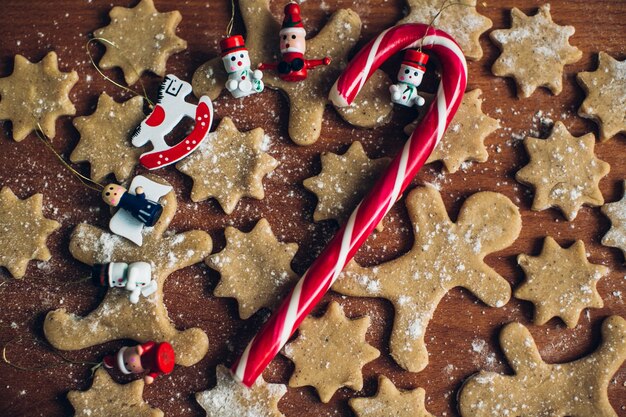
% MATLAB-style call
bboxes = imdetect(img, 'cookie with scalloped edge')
[601,180,626,259]
[0,52,78,141]
[349,375,434,417]
[490,4,582,98]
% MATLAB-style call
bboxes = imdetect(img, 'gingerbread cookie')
[490,4,582,98]
[0,52,78,141]
[207,218,299,319]
[284,301,380,403]
[458,315,626,417]
[94,0,187,85]
[176,117,278,214]
[516,121,610,220]
[71,94,146,183]
[0,187,59,278]
[192,0,391,145]
[349,376,434,417]
[516,237,609,328]
[195,365,286,417]
[44,176,212,367]
[68,368,163,417]
[398,0,492,61]
[577,52,626,141]
[602,180,626,259]
[303,141,390,230]
[333,186,521,373]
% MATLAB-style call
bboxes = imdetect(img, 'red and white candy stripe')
[232,23,467,387]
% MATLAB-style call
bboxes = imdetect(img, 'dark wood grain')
[0,1,624,416]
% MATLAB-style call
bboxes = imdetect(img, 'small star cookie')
[516,237,608,328]
[577,52,626,141]
[0,52,78,141]
[94,0,187,85]
[601,181,626,259]
[0,187,59,278]
[490,4,582,98]
[71,94,146,183]
[207,218,299,319]
[398,0,492,61]
[349,375,434,417]
[303,141,390,230]
[176,117,278,214]
[68,368,163,417]
[515,122,610,220]
[284,301,380,403]
[195,365,286,417]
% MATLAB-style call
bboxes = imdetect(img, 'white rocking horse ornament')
[132,74,214,170]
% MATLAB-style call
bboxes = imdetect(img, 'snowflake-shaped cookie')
[516,237,608,328]
[602,181,626,259]
[94,0,187,85]
[207,218,299,319]
[398,0,492,61]
[516,122,610,220]
[490,4,582,98]
[0,52,78,141]
[0,187,59,278]
[196,365,286,417]
[577,52,626,141]
[71,94,146,182]
[284,301,380,403]
[349,376,434,417]
[176,117,278,214]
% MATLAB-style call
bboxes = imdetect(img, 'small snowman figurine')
[102,184,163,228]
[220,35,264,98]
[92,262,158,304]
[389,49,429,108]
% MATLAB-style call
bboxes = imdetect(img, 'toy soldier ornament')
[221,35,264,98]
[389,49,429,107]
[92,262,157,304]
[259,2,331,82]
[102,184,163,228]
[103,341,175,384]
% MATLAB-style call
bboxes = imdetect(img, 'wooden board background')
[0,0,624,416]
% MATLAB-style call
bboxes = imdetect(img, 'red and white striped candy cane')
[231,23,467,387]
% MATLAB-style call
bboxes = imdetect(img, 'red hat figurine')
[103,341,175,384]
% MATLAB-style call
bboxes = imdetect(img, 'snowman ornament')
[221,35,264,98]
[389,49,429,108]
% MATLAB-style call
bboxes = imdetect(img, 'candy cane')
[231,23,467,387]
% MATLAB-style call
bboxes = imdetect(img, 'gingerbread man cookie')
[349,375,434,417]
[333,186,521,373]
[458,316,626,417]
[44,176,212,367]
[602,181,626,259]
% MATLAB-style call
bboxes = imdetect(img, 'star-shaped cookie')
[577,52,626,141]
[516,237,608,328]
[0,187,59,278]
[602,181,626,259]
[515,122,610,220]
[398,0,492,61]
[192,0,391,145]
[207,218,299,319]
[303,141,390,230]
[176,117,278,214]
[0,52,78,141]
[195,365,286,417]
[490,4,582,98]
[68,368,163,417]
[94,0,187,85]
[284,301,380,403]
[71,94,146,183]
[349,376,434,417]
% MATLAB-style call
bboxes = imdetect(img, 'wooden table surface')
[0,1,624,416]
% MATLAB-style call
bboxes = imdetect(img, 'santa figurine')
[92,262,158,304]
[220,35,264,98]
[389,49,429,108]
[102,184,163,228]
[259,2,331,82]
[103,341,175,384]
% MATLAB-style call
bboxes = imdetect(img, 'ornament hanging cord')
[418,0,471,51]
[226,0,236,36]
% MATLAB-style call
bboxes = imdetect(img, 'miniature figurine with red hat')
[221,35,264,98]
[258,2,331,82]
[389,49,429,107]
[103,341,175,384]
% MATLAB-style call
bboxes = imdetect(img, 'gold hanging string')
[418,0,471,52]
[86,38,154,108]
[2,337,99,372]
[226,0,236,36]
